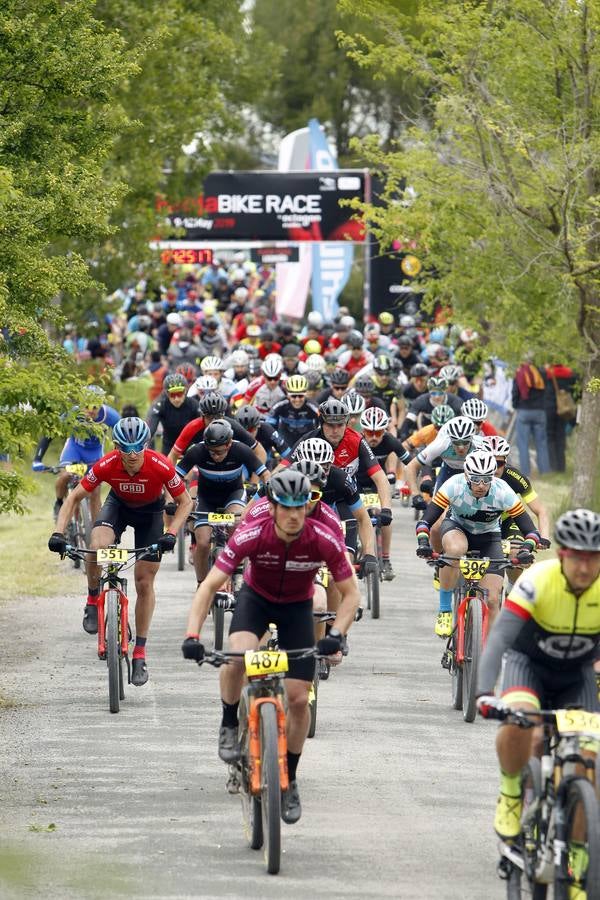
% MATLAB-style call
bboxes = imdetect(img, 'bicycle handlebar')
[63,544,160,563]
[428,552,522,569]
[479,702,574,729]
[198,647,323,668]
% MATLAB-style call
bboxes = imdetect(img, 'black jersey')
[500,465,537,537]
[146,395,199,455]
[371,376,402,414]
[398,392,463,439]
[266,399,320,448]
[176,440,265,498]
[172,414,257,457]
[322,465,363,514]
[256,421,288,456]
[357,433,410,489]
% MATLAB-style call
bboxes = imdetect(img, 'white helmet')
[339,315,355,330]
[464,450,497,478]
[461,398,488,422]
[343,391,366,415]
[446,416,476,442]
[200,355,224,372]
[232,267,246,281]
[307,310,324,329]
[305,353,326,372]
[191,375,218,395]
[295,437,334,466]
[262,354,283,378]
[166,312,183,326]
[230,349,249,367]
[361,406,390,431]
[364,322,380,336]
[482,435,511,457]
[233,286,249,301]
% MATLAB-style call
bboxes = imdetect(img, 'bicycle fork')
[247,697,289,795]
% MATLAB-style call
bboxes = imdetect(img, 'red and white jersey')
[245,497,345,543]
[81,449,185,507]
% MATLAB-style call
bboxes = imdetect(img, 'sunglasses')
[451,440,471,449]
[363,429,385,437]
[309,489,323,502]
[168,388,186,396]
[495,458,507,466]
[322,417,347,425]
[429,391,445,398]
[265,376,280,383]
[117,443,145,455]
[289,393,306,399]
[468,475,493,484]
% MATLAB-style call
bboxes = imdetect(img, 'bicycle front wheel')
[505,758,546,900]
[106,590,121,714]
[555,777,600,900]
[80,497,92,546]
[367,570,380,619]
[307,670,319,739]
[260,702,281,875]
[177,524,186,572]
[451,589,463,709]
[462,597,483,723]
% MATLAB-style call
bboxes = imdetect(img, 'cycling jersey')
[420,473,536,536]
[502,465,537,505]
[357,433,410,489]
[255,421,287,457]
[321,466,363,513]
[176,440,265,498]
[146,395,199,455]
[244,376,286,413]
[284,426,381,482]
[81,449,185,507]
[266,399,320,448]
[215,517,353,604]
[416,431,485,470]
[246,496,345,543]
[399,393,463,439]
[404,422,438,450]
[171,415,256,458]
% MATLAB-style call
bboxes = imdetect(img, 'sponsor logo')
[223,546,235,559]
[167,475,182,489]
[538,634,595,659]
[86,470,98,484]
[119,483,145,494]
[234,526,261,546]
[286,561,319,571]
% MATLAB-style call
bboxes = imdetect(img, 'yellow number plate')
[502,539,513,556]
[244,650,289,678]
[555,709,600,738]
[65,463,88,477]
[96,548,129,563]
[459,558,490,580]
[316,566,329,587]
[361,493,380,508]
[207,513,235,524]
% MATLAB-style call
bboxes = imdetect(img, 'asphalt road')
[0,500,505,899]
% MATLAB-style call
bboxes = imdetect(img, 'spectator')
[544,364,578,473]
[512,354,550,476]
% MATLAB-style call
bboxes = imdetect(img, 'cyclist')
[181,470,360,823]
[401,363,430,403]
[460,397,498,437]
[393,334,422,377]
[146,373,199,456]
[398,375,464,441]
[343,390,366,431]
[336,331,373,376]
[476,509,600,841]
[199,356,237,401]
[404,415,485,507]
[415,449,541,637]
[352,375,388,414]
[48,417,192,684]
[316,366,350,404]
[266,375,320,450]
[175,419,269,585]
[402,404,455,453]
[235,404,287,464]
[168,392,266,465]
[244,354,286,414]
[439,364,474,401]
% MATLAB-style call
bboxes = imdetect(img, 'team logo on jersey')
[119,482,145,494]
[86,469,98,484]
[537,634,595,659]
[167,475,182,490]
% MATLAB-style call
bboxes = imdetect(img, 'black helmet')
[291,460,327,488]
[199,392,228,416]
[397,334,413,348]
[203,419,233,447]
[348,331,364,349]
[236,404,260,430]
[163,373,187,392]
[373,355,392,374]
[319,397,349,423]
[410,363,429,378]
[555,509,600,551]
[281,343,300,358]
[267,470,311,507]
[354,374,375,395]
[330,367,351,387]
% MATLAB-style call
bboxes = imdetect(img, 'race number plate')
[316,566,329,587]
[244,650,289,678]
[207,513,235,524]
[65,463,88,477]
[555,709,600,738]
[361,493,380,508]
[459,558,490,580]
[96,548,129,563]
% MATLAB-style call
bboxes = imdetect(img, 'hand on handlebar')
[181,636,205,662]
[416,539,433,558]
[157,532,177,553]
[359,554,378,578]
[32,461,46,472]
[515,548,535,566]
[411,495,427,510]
[316,628,343,656]
[48,532,67,554]
[476,695,505,720]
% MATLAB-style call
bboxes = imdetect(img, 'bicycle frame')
[454,583,490,665]
[96,567,129,659]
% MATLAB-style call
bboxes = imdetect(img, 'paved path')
[0,501,504,899]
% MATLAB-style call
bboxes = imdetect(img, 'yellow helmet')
[286,375,309,395]
[378,311,394,325]
[303,339,322,355]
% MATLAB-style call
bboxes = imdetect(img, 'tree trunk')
[571,354,600,507]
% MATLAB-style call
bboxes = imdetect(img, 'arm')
[331,575,360,634]
[146,402,162,439]
[186,565,230,636]
[167,488,193,536]
[526,496,550,541]
[55,482,90,534]
[370,467,391,508]
[477,607,526,695]
[404,456,421,496]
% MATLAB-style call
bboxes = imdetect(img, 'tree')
[341,0,600,504]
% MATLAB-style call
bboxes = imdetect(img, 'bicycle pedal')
[441,650,453,670]
[226,765,241,795]
[496,857,513,880]
[98,651,107,661]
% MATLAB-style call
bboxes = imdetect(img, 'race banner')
[275,127,313,320]
[308,118,354,321]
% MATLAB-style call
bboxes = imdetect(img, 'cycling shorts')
[229,584,315,682]
[59,438,103,467]
[500,650,599,712]
[192,488,246,528]
[440,519,505,575]
[433,461,456,492]
[94,492,163,562]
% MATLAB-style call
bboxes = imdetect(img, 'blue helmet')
[113,417,150,452]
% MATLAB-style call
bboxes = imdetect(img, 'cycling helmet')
[199,392,228,416]
[230,349,249,367]
[365,322,380,336]
[246,323,261,337]
[175,363,196,384]
[305,353,327,372]
[439,364,463,384]
[281,343,300,359]
[343,391,366,415]
[461,398,489,422]
[431,404,455,427]
[192,375,218,393]
[378,311,394,326]
[163,373,187,393]
[361,406,390,431]
[481,435,511,457]
[410,363,429,378]
[354,375,375,395]
[286,374,309,395]
[291,460,327,489]
[203,419,233,447]
[200,355,224,372]
[307,311,324,329]
[445,416,476,442]
[428,375,448,392]
[295,437,334,466]
[464,449,497,479]
[113,417,150,452]
[330,367,351,387]
[236,404,261,430]
[373,355,392,374]
[304,370,322,389]
[319,397,349,423]
[399,315,415,328]
[166,312,183,327]
[555,509,600,552]
[397,334,413,348]
[339,315,356,330]
[267,470,311,507]
[304,339,322,356]
[84,384,106,404]
[348,331,364,349]
[261,354,283,378]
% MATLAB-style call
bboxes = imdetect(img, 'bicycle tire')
[307,670,318,739]
[80,497,92,546]
[451,589,463,709]
[213,604,225,651]
[555,777,600,900]
[106,590,121,714]
[368,569,380,619]
[260,702,281,875]
[238,692,263,850]
[462,597,482,723]
[177,524,186,572]
[65,520,81,569]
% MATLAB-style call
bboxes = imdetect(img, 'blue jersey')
[416,430,485,471]
[432,473,526,535]
[72,405,121,449]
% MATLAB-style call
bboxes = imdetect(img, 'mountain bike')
[198,643,321,875]
[38,463,92,568]
[359,492,382,620]
[205,511,242,650]
[430,551,517,722]
[64,544,158,713]
[482,703,600,900]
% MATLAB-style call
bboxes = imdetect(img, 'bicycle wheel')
[213,602,225,651]
[260,702,281,875]
[177,524,186,572]
[555,777,600,900]
[450,589,463,709]
[238,693,263,850]
[307,670,319,739]
[65,519,81,569]
[462,597,483,723]
[368,570,380,619]
[106,590,121,714]
[80,497,92,546]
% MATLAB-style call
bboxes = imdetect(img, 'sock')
[287,751,301,782]
[439,588,453,613]
[133,636,147,660]
[221,700,239,728]
[500,769,521,798]
[382,555,390,561]
[87,587,99,606]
